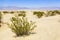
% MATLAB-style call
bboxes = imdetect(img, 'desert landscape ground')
[0,10,60,40]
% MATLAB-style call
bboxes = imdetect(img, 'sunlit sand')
[0,10,60,40]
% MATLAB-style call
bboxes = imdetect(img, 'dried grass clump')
[10,11,14,14]
[33,11,45,18]
[3,11,9,14]
[8,14,36,36]
[47,10,60,16]
[0,12,2,27]
[18,11,26,17]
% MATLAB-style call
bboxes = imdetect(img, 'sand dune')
[0,11,60,40]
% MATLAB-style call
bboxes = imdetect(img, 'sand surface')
[0,11,60,40]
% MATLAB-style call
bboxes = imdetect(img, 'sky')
[0,0,60,8]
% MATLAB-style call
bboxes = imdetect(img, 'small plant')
[53,10,60,15]
[33,11,44,18]
[8,14,36,36]
[47,11,56,16]
[3,11,9,14]
[0,12,2,27]
[10,11,14,14]
[18,11,26,17]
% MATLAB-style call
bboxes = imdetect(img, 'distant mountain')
[35,7,60,10]
[0,6,60,10]
[0,6,29,10]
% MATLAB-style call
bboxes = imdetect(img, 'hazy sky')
[0,0,60,8]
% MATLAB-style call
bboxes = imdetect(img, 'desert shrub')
[3,11,9,14]
[18,11,26,17]
[10,11,14,14]
[47,11,56,16]
[53,10,60,15]
[33,12,38,15]
[8,15,36,36]
[0,12,2,23]
[0,12,2,27]
[33,11,45,18]
[46,10,60,17]
[18,13,26,17]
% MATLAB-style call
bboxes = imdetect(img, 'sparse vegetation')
[47,10,60,16]
[53,10,60,15]
[7,14,36,36]
[3,11,9,14]
[47,11,56,16]
[0,12,2,27]
[33,11,45,18]
[10,11,14,14]
[18,11,26,17]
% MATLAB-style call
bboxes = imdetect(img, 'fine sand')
[0,11,60,40]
